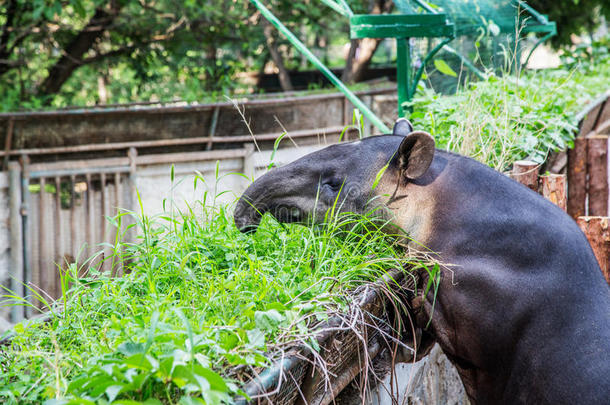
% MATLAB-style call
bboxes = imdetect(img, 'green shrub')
[1,195,424,404]
[409,57,610,169]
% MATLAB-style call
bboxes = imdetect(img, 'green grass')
[409,55,610,169]
[0,191,427,404]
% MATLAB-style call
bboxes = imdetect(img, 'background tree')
[0,0,353,110]
[526,0,610,48]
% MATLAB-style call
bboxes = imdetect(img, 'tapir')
[234,119,610,404]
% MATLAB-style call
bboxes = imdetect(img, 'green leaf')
[246,328,265,347]
[254,309,283,332]
[178,397,206,405]
[372,162,390,190]
[105,384,124,402]
[434,59,457,77]
[194,365,228,392]
[118,342,145,356]
[73,1,86,18]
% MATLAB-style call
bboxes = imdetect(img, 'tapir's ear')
[398,131,435,179]
[392,118,414,137]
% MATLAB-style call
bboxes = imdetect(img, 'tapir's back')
[422,150,610,404]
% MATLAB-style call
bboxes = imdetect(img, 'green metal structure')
[350,14,454,117]
[250,0,556,131]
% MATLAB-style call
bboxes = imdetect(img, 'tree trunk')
[341,39,358,82]
[39,1,122,96]
[343,37,382,83]
[262,18,293,92]
[342,0,393,84]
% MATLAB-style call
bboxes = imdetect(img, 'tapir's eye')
[323,178,343,192]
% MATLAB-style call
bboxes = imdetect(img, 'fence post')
[243,144,255,182]
[540,174,567,211]
[567,136,587,218]
[586,136,608,216]
[8,162,24,322]
[576,216,610,284]
[510,160,539,191]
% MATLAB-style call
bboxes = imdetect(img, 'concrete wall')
[368,345,469,405]
[0,143,327,333]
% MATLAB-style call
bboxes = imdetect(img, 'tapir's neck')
[376,151,449,246]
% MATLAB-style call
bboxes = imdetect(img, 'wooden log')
[510,160,539,191]
[540,174,567,211]
[586,136,609,216]
[567,137,587,218]
[576,216,610,284]
[595,100,610,135]
[579,102,603,136]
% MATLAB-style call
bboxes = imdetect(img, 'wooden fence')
[512,90,610,284]
[1,87,394,323]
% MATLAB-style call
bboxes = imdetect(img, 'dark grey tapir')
[234,119,610,404]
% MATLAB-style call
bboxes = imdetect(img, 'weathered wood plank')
[586,136,609,216]
[567,137,587,218]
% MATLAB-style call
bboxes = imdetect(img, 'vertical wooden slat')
[100,172,108,272]
[576,216,610,284]
[586,136,608,216]
[540,174,567,211]
[20,155,33,317]
[3,117,14,171]
[510,160,539,191]
[53,176,61,299]
[567,137,587,218]
[206,107,220,151]
[38,177,48,302]
[114,172,121,276]
[69,175,76,272]
[86,174,95,268]
[8,162,24,322]
[127,148,138,247]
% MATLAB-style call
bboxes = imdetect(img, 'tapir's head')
[234,119,436,234]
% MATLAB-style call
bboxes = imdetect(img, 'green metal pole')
[513,0,548,24]
[250,0,391,134]
[336,0,354,17]
[396,38,411,117]
[411,0,486,80]
[319,0,352,17]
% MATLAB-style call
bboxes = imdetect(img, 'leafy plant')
[407,54,610,169]
[0,182,423,403]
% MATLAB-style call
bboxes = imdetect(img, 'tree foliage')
[526,0,610,48]
[0,0,352,110]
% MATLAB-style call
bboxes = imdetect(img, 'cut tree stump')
[586,136,609,216]
[540,174,567,211]
[576,216,610,284]
[511,160,539,191]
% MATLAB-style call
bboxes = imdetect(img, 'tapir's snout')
[234,193,264,233]
[234,171,300,233]
[234,202,261,233]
